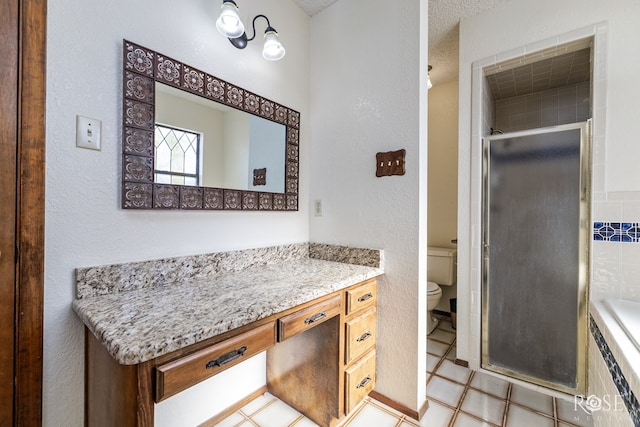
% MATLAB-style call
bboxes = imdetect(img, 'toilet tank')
[427,247,457,286]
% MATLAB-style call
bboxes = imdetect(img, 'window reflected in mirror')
[154,83,286,192]
[154,124,201,186]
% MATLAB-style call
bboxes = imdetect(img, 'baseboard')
[368,390,429,421]
[198,385,268,427]
[455,358,469,367]
[433,309,451,317]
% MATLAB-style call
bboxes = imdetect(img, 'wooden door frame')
[0,0,46,424]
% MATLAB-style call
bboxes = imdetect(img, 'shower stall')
[481,121,590,395]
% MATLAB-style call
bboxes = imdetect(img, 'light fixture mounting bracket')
[228,14,274,49]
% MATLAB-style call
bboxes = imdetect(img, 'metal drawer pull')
[357,293,373,302]
[206,346,247,369]
[304,311,327,325]
[356,331,372,342]
[356,375,372,389]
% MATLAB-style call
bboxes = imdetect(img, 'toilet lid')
[427,281,441,295]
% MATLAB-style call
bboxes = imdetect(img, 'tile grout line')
[448,353,476,427]
[426,331,456,385]
[453,370,505,427]
[244,397,277,424]
[234,410,253,427]
[501,382,513,427]
[235,416,259,427]
[339,398,368,427]
[288,415,304,427]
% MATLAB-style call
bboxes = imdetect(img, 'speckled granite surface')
[73,244,383,365]
[309,243,384,269]
[76,243,310,299]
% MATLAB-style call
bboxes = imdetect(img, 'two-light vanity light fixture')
[215,0,286,61]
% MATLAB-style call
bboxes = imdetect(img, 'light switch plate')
[376,149,406,177]
[76,115,102,150]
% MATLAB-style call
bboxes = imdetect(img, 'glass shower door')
[481,122,590,394]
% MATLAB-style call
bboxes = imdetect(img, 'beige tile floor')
[215,316,594,427]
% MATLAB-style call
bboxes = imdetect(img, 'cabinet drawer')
[155,321,275,402]
[345,349,376,413]
[278,295,341,341]
[345,280,377,316]
[345,307,377,364]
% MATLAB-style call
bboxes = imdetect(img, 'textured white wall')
[427,80,458,250]
[44,0,309,425]
[427,80,458,312]
[309,0,429,412]
[458,0,640,369]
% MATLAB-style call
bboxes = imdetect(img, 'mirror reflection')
[154,83,286,193]
[121,39,299,211]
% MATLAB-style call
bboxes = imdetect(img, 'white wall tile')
[495,46,527,63]
[593,201,623,221]
[588,335,635,427]
[622,201,640,219]
[471,291,481,315]
[621,244,640,267]
[592,134,606,167]
[592,241,622,263]
[524,36,560,54]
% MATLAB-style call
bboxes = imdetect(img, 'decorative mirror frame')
[121,40,299,211]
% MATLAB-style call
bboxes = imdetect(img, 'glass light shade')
[262,30,285,61]
[216,2,245,39]
[427,74,433,90]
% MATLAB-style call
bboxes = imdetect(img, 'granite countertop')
[73,258,383,365]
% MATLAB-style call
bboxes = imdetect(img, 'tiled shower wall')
[483,77,495,135]
[592,199,640,302]
[494,81,591,133]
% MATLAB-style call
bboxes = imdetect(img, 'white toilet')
[427,247,457,335]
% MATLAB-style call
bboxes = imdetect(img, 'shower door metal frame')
[481,121,591,395]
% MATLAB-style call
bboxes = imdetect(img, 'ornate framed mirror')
[121,40,299,210]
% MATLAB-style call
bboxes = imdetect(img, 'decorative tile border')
[593,222,640,242]
[590,315,640,426]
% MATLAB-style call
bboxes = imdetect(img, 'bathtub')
[603,299,640,354]
[590,299,640,427]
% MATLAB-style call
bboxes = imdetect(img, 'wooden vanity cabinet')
[342,279,377,414]
[267,280,378,427]
[84,278,378,427]
[267,296,342,427]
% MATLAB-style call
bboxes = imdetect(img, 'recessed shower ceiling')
[487,48,591,100]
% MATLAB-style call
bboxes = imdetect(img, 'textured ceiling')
[428,0,511,85]
[292,0,338,16]
[293,0,511,86]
